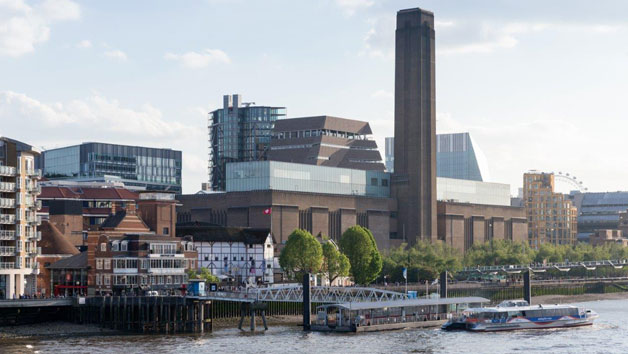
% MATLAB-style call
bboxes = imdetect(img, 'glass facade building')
[385,133,490,181]
[42,142,182,193]
[437,177,510,206]
[209,94,286,191]
[226,161,390,198]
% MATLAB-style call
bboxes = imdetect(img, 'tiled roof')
[47,251,87,269]
[39,221,80,255]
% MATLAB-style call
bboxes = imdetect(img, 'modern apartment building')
[0,137,42,299]
[41,142,182,193]
[208,94,286,191]
[385,133,490,181]
[523,171,578,248]
[268,116,385,171]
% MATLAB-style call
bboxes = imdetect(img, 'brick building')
[86,192,197,296]
[37,220,80,296]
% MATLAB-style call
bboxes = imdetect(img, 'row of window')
[95,258,192,270]
[273,129,366,140]
[95,274,188,286]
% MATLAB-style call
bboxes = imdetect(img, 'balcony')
[27,215,41,226]
[147,268,185,274]
[0,182,15,193]
[0,198,15,209]
[0,262,14,270]
[27,231,41,241]
[0,246,16,256]
[0,230,15,240]
[28,247,41,256]
[0,214,15,224]
[0,165,16,176]
[26,183,41,195]
[26,169,42,178]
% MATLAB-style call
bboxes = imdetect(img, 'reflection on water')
[1,299,627,354]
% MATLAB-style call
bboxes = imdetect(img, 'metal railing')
[0,246,16,256]
[0,198,15,208]
[27,231,41,240]
[0,214,16,224]
[26,169,42,178]
[460,259,628,274]
[0,182,15,192]
[0,165,16,176]
[0,230,15,240]
[0,262,14,270]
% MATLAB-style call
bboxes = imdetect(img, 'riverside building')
[0,137,42,299]
[208,94,286,191]
[523,171,578,248]
[41,142,182,193]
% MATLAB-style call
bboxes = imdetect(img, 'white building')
[0,137,42,299]
[178,223,275,284]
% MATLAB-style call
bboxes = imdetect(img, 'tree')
[321,240,350,284]
[339,226,382,285]
[187,267,220,283]
[279,229,323,278]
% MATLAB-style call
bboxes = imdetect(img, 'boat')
[441,299,598,332]
[311,297,489,333]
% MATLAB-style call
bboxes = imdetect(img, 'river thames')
[1,298,626,353]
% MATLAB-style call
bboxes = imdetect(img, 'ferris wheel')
[553,171,588,193]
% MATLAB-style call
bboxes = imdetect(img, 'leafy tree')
[321,240,350,284]
[339,226,382,285]
[187,267,220,283]
[464,240,535,267]
[279,229,323,278]
[380,241,462,282]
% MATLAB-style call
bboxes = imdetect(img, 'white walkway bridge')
[199,286,408,303]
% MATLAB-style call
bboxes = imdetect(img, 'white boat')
[441,300,598,332]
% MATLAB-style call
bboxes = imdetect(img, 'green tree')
[187,267,220,283]
[279,229,323,278]
[339,226,382,285]
[321,240,350,284]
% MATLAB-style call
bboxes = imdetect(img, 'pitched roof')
[39,221,80,255]
[47,251,87,269]
[100,210,151,232]
[39,186,139,201]
[176,222,272,244]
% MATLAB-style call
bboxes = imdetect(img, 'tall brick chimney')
[136,191,177,237]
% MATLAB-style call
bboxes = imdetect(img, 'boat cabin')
[313,297,489,333]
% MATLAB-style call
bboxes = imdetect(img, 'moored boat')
[441,299,598,332]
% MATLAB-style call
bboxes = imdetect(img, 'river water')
[1,298,626,354]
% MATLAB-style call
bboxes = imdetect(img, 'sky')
[1,0,627,195]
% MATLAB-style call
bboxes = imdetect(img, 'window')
[96,259,103,269]
[381,179,388,187]
[100,243,106,252]
[141,259,148,269]
[371,178,378,186]
[120,241,128,252]
[104,259,111,269]
[96,274,102,285]
[215,256,219,261]
[112,241,119,251]
[163,227,169,235]
[104,275,110,285]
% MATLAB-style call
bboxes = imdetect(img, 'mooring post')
[303,272,311,331]
[524,270,532,305]
[250,306,256,332]
[238,302,245,331]
[261,310,268,330]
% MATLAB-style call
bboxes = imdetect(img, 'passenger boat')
[312,297,489,333]
[441,300,598,332]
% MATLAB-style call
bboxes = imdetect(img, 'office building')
[523,172,578,248]
[391,8,437,244]
[177,223,275,283]
[568,191,628,242]
[385,133,490,181]
[268,116,385,171]
[589,229,627,247]
[41,142,182,193]
[208,94,286,191]
[0,137,42,299]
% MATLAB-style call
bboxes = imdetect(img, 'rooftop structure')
[569,191,628,241]
[269,116,385,171]
[208,94,286,191]
[41,142,182,193]
[385,133,490,181]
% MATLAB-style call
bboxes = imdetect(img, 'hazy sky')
[1,0,627,194]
